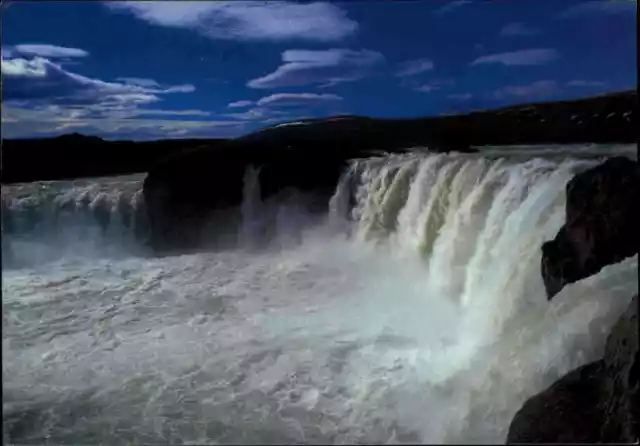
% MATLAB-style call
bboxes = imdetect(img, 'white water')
[2,147,637,444]
[2,174,150,267]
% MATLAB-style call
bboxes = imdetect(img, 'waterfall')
[2,150,636,445]
[1,177,149,267]
[325,152,636,441]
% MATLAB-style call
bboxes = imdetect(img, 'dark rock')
[141,114,484,251]
[1,91,635,186]
[541,157,638,299]
[1,134,226,184]
[506,296,639,444]
[506,360,606,443]
[143,91,637,252]
[599,295,639,442]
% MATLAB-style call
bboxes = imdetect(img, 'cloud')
[449,93,473,100]
[1,57,49,77]
[224,107,287,121]
[566,80,607,87]
[558,0,637,18]
[491,80,560,100]
[433,0,472,16]
[0,53,228,139]
[224,93,343,121]
[471,48,560,66]
[500,22,540,36]
[395,59,435,77]
[228,100,254,108]
[411,79,454,93]
[2,55,194,106]
[1,105,246,140]
[256,92,342,107]
[415,85,438,93]
[247,49,385,89]
[10,44,89,58]
[116,77,161,88]
[104,1,357,42]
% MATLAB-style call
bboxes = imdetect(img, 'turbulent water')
[2,146,637,444]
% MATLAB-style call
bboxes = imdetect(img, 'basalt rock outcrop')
[541,156,638,299]
[506,295,639,444]
[507,154,639,444]
[142,91,636,252]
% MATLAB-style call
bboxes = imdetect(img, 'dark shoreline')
[2,90,635,185]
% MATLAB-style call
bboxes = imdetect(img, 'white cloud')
[162,84,196,93]
[2,110,247,140]
[104,1,357,42]
[1,54,220,139]
[1,57,49,77]
[500,22,540,36]
[558,0,637,18]
[116,77,161,88]
[2,104,244,140]
[224,107,292,121]
[224,93,342,121]
[471,48,560,66]
[449,93,473,100]
[11,44,89,58]
[566,80,607,87]
[395,59,435,77]
[228,100,254,108]
[256,92,342,107]
[411,79,454,93]
[433,0,472,16]
[415,85,438,93]
[247,49,385,89]
[491,80,560,100]
[2,55,195,105]
[126,108,212,117]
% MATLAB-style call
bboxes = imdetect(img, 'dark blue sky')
[2,0,636,140]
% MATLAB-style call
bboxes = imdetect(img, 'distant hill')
[245,90,636,151]
[1,134,228,184]
[1,90,635,184]
[141,90,637,251]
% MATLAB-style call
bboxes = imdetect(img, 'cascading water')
[2,147,637,444]
[1,174,150,267]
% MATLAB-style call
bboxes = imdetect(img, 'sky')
[1,0,637,140]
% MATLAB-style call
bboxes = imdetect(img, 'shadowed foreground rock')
[507,295,639,443]
[541,157,638,299]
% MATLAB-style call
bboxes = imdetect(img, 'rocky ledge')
[507,157,638,443]
[541,157,638,299]
[143,90,636,252]
[507,295,638,443]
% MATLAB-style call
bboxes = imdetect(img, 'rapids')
[2,146,637,444]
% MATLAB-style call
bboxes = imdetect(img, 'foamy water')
[2,146,637,444]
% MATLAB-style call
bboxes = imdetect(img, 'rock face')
[141,115,479,251]
[142,92,636,252]
[541,157,638,299]
[141,130,392,252]
[1,133,227,184]
[507,295,639,444]
[2,91,635,186]
[508,154,638,443]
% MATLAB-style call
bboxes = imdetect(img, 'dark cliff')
[507,156,638,444]
[2,90,636,186]
[142,91,637,252]
[1,133,227,184]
